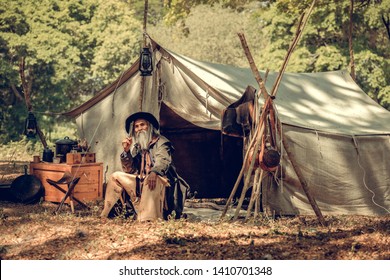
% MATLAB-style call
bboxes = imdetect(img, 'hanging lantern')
[24,112,37,138]
[139,47,153,76]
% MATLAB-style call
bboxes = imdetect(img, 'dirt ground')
[1,161,389,260]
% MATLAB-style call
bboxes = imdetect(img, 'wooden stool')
[46,172,89,213]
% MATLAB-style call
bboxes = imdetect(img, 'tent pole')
[348,0,356,81]
[139,77,145,111]
[139,0,149,111]
[143,0,148,45]
[230,2,316,221]
[282,135,326,226]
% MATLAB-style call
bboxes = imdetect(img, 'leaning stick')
[232,123,265,221]
[221,70,272,216]
[222,33,271,220]
[220,121,261,218]
[270,0,316,97]
[245,168,264,221]
[232,0,324,225]
[237,33,269,100]
[222,96,272,220]
[268,0,325,226]
[282,135,326,226]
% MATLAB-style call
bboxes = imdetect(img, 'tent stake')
[282,135,326,226]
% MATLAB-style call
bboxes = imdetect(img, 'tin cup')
[33,156,40,163]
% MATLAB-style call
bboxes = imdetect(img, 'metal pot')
[10,165,44,204]
[55,136,78,161]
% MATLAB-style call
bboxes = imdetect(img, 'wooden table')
[30,162,103,204]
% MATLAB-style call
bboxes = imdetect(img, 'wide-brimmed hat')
[125,111,159,133]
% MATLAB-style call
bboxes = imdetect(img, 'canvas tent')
[64,38,390,216]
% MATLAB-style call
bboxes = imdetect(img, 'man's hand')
[146,172,157,190]
[121,137,132,152]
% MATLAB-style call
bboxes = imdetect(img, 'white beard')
[135,129,152,150]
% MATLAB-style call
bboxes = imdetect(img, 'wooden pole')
[226,33,275,221]
[139,76,145,111]
[228,0,325,225]
[36,124,48,149]
[233,124,265,221]
[254,173,262,218]
[348,0,356,81]
[282,135,326,226]
[143,0,148,41]
[245,168,263,221]
[237,33,269,100]
[220,122,260,218]
[139,0,149,111]
[270,0,316,97]
[221,97,270,219]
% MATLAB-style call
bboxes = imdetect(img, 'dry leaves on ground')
[0,200,389,260]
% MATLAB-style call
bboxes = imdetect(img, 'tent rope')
[157,66,165,112]
[271,103,284,193]
[111,70,126,117]
[353,136,390,214]
[205,91,212,119]
[315,130,324,159]
[81,111,84,139]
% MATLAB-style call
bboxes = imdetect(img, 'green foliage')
[148,2,264,67]
[314,46,347,72]
[162,0,255,26]
[0,0,388,151]
[128,0,166,25]
[88,1,141,86]
[0,138,44,162]
[355,50,390,107]
[0,0,143,144]
[251,0,389,109]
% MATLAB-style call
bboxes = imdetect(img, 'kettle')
[42,147,54,162]
[55,136,78,156]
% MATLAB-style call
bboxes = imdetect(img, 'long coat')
[120,135,189,219]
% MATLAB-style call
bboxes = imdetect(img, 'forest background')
[0,0,389,159]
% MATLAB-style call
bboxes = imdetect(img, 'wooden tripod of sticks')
[221,0,326,226]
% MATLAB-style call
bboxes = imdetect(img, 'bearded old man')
[101,111,189,221]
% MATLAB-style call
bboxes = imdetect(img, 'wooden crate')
[83,152,96,163]
[30,162,103,204]
[66,153,82,164]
